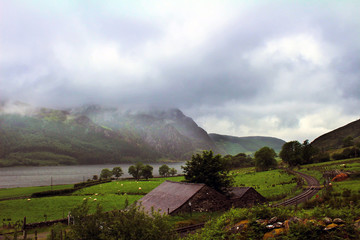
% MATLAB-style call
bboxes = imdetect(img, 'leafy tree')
[169,168,177,176]
[254,147,277,171]
[128,162,144,180]
[141,164,153,180]
[182,150,233,194]
[301,140,318,164]
[92,175,98,180]
[159,164,170,177]
[224,153,254,169]
[112,167,123,179]
[280,141,303,166]
[65,200,176,240]
[100,168,113,179]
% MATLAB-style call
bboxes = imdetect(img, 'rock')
[266,225,275,230]
[324,223,338,231]
[289,216,302,223]
[273,222,284,228]
[229,220,249,233]
[256,219,268,226]
[284,220,290,231]
[323,217,332,225]
[268,217,278,224]
[333,218,345,224]
[263,228,286,240]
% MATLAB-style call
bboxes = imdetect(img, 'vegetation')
[100,168,113,179]
[159,164,170,177]
[128,162,154,180]
[66,201,176,240]
[280,140,319,166]
[112,166,123,179]
[254,147,277,171]
[182,150,233,194]
[223,153,254,169]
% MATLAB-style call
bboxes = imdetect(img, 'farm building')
[137,181,266,215]
[228,187,267,208]
[137,180,228,215]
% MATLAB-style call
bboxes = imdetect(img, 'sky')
[1,0,360,142]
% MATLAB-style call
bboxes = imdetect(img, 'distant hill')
[0,101,286,167]
[209,134,286,155]
[311,119,360,150]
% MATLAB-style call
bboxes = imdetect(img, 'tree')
[159,164,170,177]
[112,167,123,179]
[254,147,277,171]
[182,150,233,193]
[302,140,317,164]
[279,141,303,166]
[100,168,113,179]
[128,162,144,180]
[141,164,153,180]
[169,168,177,176]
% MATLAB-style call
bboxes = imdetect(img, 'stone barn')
[138,180,228,215]
[228,187,266,208]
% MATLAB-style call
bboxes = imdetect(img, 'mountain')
[311,118,360,150]
[209,134,286,155]
[0,102,286,167]
[70,105,216,160]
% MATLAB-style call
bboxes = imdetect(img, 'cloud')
[1,0,359,141]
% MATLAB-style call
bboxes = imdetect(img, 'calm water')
[0,162,185,188]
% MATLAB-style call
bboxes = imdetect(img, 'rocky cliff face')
[72,105,217,160]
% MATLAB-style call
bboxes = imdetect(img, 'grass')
[0,184,74,200]
[0,194,143,224]
[231,168,299,199]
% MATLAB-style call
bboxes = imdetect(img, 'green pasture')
[0,184,74,200]
[0,194,142,224]
[232,169,298,199]
[73,176,184,196]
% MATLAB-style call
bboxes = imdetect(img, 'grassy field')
[0,184,74,200]
[0,170,304,225]
[232,168,299,199]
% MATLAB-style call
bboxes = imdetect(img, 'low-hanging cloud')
[1,0,359,142]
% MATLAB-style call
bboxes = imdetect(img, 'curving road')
[273,170,321,207]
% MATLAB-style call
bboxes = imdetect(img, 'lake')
[0,162,185,188]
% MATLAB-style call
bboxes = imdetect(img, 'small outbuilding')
[138,180,228,215]
[228,187,267,208]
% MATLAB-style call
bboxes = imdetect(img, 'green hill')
[209,134,286,155]
[311,118,360,150]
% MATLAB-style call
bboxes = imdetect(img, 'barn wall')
[171,186,228,215]
[230,188,266,208]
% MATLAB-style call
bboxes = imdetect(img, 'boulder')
[333,218,345,224]
[324,223,338,231]
[263,228,285,240]
[323,217,332,225]
[268,217,278,224]
[273,222,284,228]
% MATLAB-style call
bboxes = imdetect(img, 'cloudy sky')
[1,0,360,142]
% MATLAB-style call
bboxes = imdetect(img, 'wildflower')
[139,187,142,190]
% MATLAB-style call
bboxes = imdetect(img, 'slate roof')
[229,187,253,199]
[137,180,206,215]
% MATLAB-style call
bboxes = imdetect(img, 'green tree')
[169,168,177,176]
[254,147,277,171]
[159,164,170,177]
[301,140,317,164]
[100,168,113,179]
[112,167,123,179]
[128,162,144,180]
[141,164,153,180]
[280,141,303,166]
[182,150,233,194]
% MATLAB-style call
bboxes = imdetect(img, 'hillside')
[209,134,286,155]
[312,118,360,150]
[0,102,287,167]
